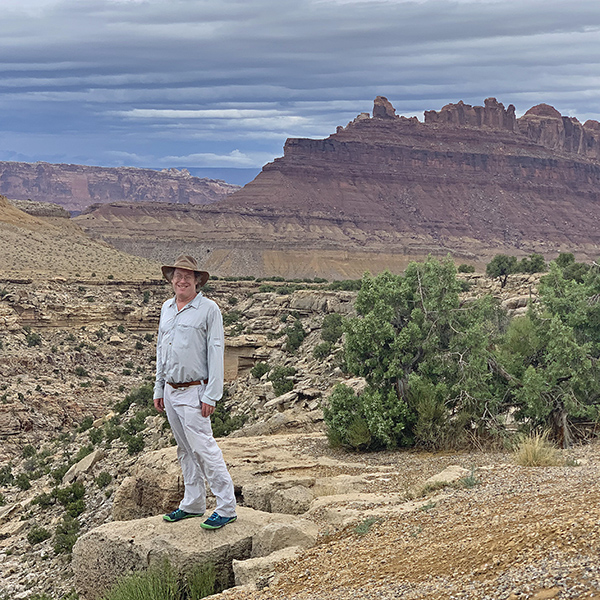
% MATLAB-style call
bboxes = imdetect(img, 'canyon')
[71,97,600,279]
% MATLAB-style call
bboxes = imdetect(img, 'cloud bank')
[1,0,599,174]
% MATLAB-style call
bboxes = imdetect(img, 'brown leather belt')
[167,379,208,389]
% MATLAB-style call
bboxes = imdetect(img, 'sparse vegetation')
[95,471,112,489]
[353,516,379,536]
[457,263,475,273]
[250,361,270,379]
[268,365,296,396]
[283,319,306,352]
[320,313,343,343]
[100,559,218,600]
[513,431,563,467]
[223,310,242,326]
[54,515,80,555]
[28,525,52,546]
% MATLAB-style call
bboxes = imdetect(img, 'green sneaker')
[163,508,204,522]
[200,512,237,530]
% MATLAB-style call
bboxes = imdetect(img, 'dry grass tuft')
[513,431,563,467]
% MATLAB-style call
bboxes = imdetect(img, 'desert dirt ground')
[218,437,600,600]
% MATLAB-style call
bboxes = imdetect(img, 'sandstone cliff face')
[0,162,239,213]
[75,97,600,278]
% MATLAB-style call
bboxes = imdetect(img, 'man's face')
[172,268,197,301]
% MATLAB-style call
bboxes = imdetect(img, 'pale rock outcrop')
[72,507,316,600]
[229,408,324,438]
[424,465,470,486]
[270,485,314,515]
[251,519,319,557]
[233,546,302,588]
[112,447,183,521]
[62,449,104,485]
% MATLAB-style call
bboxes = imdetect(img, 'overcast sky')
[1,0,600,181]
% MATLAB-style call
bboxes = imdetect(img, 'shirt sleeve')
[202,302,225,406]
[154,306,166,400]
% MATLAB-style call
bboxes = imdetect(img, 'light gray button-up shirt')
[153,292,225,406]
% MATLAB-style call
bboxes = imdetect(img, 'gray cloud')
[1,0,600,172]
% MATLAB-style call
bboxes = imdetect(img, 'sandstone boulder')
[424,465,470,486]
[63,449,104,485]
[269,485,314,515]
[251,519,319,557]
[71,507,316,600]
[112,447,183,521]
[233,546,302,588]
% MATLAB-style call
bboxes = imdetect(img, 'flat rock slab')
[72,506,309,600]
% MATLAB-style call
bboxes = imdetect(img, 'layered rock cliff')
[75,97,600,278]
[0,162,239,213]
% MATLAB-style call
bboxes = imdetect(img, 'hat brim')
[161,265,210,287]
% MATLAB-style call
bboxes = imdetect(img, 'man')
[153,254,237,530]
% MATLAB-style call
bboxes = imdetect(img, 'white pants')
[164,384,236,517]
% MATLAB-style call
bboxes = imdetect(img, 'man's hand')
[154,397,164,413]
[201,402,215,418]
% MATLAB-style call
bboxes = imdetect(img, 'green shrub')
[66,498,86,518]
[100,559,219,600]
[32,492,54,509]
[126,434,145,455]
[54,482,85,507]
[143,291,151,304]
[258,284,276,293]
[51,464,70,485]
[223,311,242,326]
[26,331,42,347]
[327,279,361,291]
[212,402,247,439]
[457,263,475,273]
[75,445,94,462]
[88,427,104,445]
[518,253,546,274]
[250,361,270,379]
[28,525,52,545]
[0,464,13,486]
[313,342,333,360]
[227,296,238,306]
[74,366,89,378]
[22,444,36,458]
[323,384,376,450]
[135,341,144,350]
[186,562,218,599]
[268,366,296,396]
[283,319,306,353]
[101,560,180,600]
[117,325,125,334]
[15,472,31,490]
[95,471,112,489]
[144,333,154,342]
[78,416,94,432]
[54,515,80,555]
[321,313,343,343]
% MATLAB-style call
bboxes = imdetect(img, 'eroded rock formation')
[0,162,239,213]
[76,97,600,278]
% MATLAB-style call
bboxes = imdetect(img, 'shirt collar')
[168,291,203,310]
